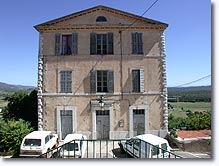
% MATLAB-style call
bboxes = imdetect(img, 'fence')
[37,139,182,159]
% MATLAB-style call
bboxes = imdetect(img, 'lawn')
[168,102,211,118]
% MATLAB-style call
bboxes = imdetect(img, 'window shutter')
[90,69,96,93]
[132,33,137,54]
[72,33,78,55]
[90,33,96,54]
[55,33,61,55]
[107,32,114,54]
[137,33,143,54]
[107,70,114,93]
[139,69,144,92]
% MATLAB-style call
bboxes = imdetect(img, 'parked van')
[119,134,171,158]
[20,131,58,158]
[61,134,87,158]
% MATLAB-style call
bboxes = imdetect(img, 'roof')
[134,134,168,145]
[176,130,211,139]
[34,5,168,32]
[24,131,52,139]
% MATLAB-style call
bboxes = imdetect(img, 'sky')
[0,0,211,87]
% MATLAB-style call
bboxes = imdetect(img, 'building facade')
[34,6,168,140]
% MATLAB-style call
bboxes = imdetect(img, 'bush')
[0,119,33,154]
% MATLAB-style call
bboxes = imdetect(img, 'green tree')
[2,90,38,129]
[0,119,33,154]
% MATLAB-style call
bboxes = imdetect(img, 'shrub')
[0,119,33,154]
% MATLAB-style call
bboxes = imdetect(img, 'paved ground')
[174,151,211,159]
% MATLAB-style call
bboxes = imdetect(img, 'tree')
[2,90,38,129]
[0,119,33,154]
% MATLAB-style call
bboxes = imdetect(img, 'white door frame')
[91,100,114,139]
[56,106,77,140]
[129,105,149,138]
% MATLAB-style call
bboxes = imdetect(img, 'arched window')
[96,16,107,22]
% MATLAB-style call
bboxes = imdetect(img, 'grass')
[168,102,211,118]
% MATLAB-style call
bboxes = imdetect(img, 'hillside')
[0,82,35,94]
[168,86,211,102]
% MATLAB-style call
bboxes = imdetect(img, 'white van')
[61,134,87,158]
[20,131,58,158]
[119,134,171,158]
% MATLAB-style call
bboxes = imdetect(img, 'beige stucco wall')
[37,7,168,139]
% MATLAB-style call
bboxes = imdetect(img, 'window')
[132,32,143,54]
[55,33,78,56]
[90,33,114,55]
[90,70,114,93]
[132,69,144,92]
[96,16,107,22]
[62,35,72,55]
[60,71,72,93]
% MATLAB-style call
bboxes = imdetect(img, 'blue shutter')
[90,33,96,54]
[72,33,78,55]
[107,33,114,54]
[90,69,96,93]
[55,33,61,55]
[107,70,114,93]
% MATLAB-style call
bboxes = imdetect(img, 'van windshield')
[23,139,41,146]
[64,143,79,151]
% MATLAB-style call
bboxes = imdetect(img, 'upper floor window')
[60,71,72,93]
[90,70,114,93]
[55,33,78,56]
[132,32,143,55]
[132,69,144,93]
[96,16,107,22]
[90,33,114,55]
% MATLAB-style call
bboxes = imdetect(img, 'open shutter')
[107,33,114,54]
[55,33,61,55]
[107,70,114,93]
[90,33,96,54]
[140,69,144,92]
[137,33,143,54]
[90,69,96,93]
[72,33,78,55]
[132,33,137,54]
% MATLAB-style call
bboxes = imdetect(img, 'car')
[119,134,171,158]
[61,133,87,158]
[19,130,59,158]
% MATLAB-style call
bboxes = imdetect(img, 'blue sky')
[0,0,211,87]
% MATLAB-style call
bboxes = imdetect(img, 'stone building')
[34,5,168,140]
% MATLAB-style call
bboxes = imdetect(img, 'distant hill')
[168,86,211,102]
[0,82,36,94]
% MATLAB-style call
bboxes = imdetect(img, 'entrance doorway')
[133,109,145,136]
[60,110,73,139]
[96,110,110,139]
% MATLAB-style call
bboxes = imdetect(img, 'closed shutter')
[107,70,114,93]
[72,33,78,55]
[90,69,96,93]
[131,33,143,54]
[107,33,114,54]
[140,69,144,92]
[90,33,96,54]
[55,33,61,55]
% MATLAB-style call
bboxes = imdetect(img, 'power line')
[121,0,159,31]
[174,74,211,87]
